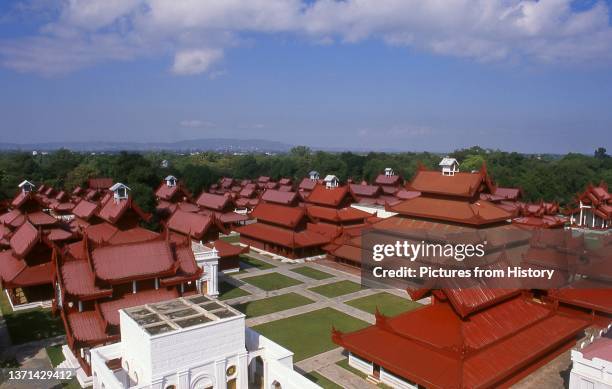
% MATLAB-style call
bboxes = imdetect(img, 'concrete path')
[317,364,378,389]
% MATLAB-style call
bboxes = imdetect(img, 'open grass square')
[4,308,65,345]
[233,292,314,318]
[345,292,422,317]
[241,272,302,291]
[218,281,251,300]
[252,307,369,361]
[46,345,65,367]
[305,371,343,389]
[309,280,363,298]
[239,254,275,271]
[290,266,334,280]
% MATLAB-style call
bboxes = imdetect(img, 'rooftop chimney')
[439,157,459,176]
[109,183,130,201]
[18,180,35,194]
[165,175,177,187]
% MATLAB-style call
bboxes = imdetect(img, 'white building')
[192,241,220,297]
[439,157,459,176]
[90,295,321,389]
[323,175,339,189]
[569,333,612,389]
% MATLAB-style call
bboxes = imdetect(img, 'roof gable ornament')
[324,175,339,189]
[165,175,177,187]
[439,157,460,176]
[109,183,130,201]
[18,180,36,193]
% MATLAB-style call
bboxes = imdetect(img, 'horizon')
[0,1,611,154]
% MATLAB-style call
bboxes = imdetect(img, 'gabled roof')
[91,240,177,283]
[196,192,233,211]
[298,178,318,191]
[10,221,40,257]
[236,223,329,249]
[261,189,298,205]
[250,202,306,228]
[167,210,215,239]
[26,211,57,226]
[73,199,99,220]
[350,183,381,198]
[97,197,150,224]
[307,184,354,208]
[306,205,371,223]
[374,174,402,186]
[407,168,493,198]
[60,259,112,299]
[0,251,26,284]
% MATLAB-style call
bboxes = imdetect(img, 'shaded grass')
[46,345,65,367]
[218,281,250,300]
[345,292,422,317]
[233,293,314,318]
[239,254,275,271]
[309,280,364,298]
[0,290,12,315]
[220,234,241,243]
[252,307,369,361]
[241,273,302,291]
[290,266,334,280]
[3,308,64,345]
[304,371,343,389]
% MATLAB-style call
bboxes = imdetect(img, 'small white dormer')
[109,183,130,201]
[18,180,35,193]
[324,175,339,189]
[384,167,395,177]
[439,157,459,176]
[309,170,320,180]
[161,159,170,168]
[165,175,177,187]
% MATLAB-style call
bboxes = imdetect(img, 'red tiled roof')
[374,174,402,186]
[334,296,588,389]
[0,209,24,226]
[67,311,108,343]
[10,221,39,257]
[11,262,54,287]
[97,198,128,223]
[215,212,249,224]
[395,189,421,200]
[298,178,318,191]
[493,187,521,200]
[167,210,213,239]
[106,227,159,245]
[196,192,232,211]
[155,183,179,201]
[350,184,381,198]
[53,202,75,212]
[239,187,255,198]
[279,178,292,185]
[408,170,490,198]
[99,288,179,326]
[91,240,176,283]
[85,223,118,244]
[88,178,113,190]
[209,239,249,258]
[251,203,306,228]
[0,251,26,284]
[306,205,371,223]
[236,223,330,248]
[47,228,73,241]
[388,197,512,226]
[27,211,57,226]
[307,184,353,207]
[261,189,298,205]
[61,260,112,298]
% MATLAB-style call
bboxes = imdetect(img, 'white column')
[237,352,249,389]
[132,280,137,294]
[215,360,227,389]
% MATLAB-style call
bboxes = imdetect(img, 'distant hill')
[0,138,293,153]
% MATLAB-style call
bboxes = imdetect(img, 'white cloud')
[1,0,611,76]
[179,119,214,128]
[171,49,223,75]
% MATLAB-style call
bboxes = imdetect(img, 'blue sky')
[0,1,611,153]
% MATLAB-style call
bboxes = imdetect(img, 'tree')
[594,147,609,159]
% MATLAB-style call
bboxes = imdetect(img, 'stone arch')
[191,373,215,389]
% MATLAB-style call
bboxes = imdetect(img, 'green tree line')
[0,147,610,213]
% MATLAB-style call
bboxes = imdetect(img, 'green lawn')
[305,371,343,389]
[218,281,250,300]
[46,345,65,367]
[290,266,334,280]
[239,255,276,271]
[252,307,369,361]
[220,234,241,243]
[0,290,13,315]
[241,273,302,291]
[233,293,314,318]
[309,280,364,298]
[3,308,65,345]
[336,358,367,379]
[345,292,422,317]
